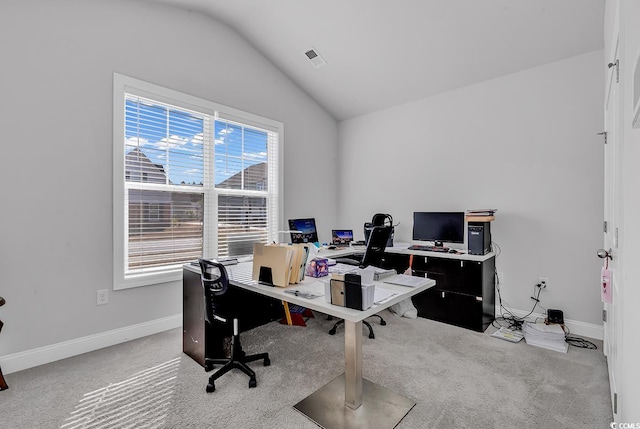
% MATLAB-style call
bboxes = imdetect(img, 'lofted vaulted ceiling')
[142,0,605,121]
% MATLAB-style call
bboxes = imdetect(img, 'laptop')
[331,229,354,247]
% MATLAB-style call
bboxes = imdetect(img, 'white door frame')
[603,21,622,419]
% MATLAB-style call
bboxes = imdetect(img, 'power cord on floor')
[492,274,545,331]
[565,336,598,349]
[561,325,598,349]
[491,256,599,350]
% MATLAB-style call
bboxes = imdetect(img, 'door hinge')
[603,309,607,322]
[614,392,618,414]
[615,227,619,248]
[608,59,620,83]
[597,131,608,144]
[603,221,608,233]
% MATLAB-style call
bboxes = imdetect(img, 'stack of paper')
[329,263,360,274]
[491,327,524,343]
[382,274,430,288]
[361,266,397,281]
[374,287,397,304]
[522,322,568,353]
[361,284,375,310]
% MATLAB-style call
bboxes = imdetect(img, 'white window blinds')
[114,74,282,289]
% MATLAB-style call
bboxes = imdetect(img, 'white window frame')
[113,73,284,290]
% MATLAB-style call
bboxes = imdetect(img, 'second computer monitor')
[288,218,319,244]
[412,211,465,246]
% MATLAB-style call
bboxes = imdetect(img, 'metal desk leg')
[293,318,415,429]
[344,319,363,409]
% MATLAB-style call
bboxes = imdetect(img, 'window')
[113,74,282,289]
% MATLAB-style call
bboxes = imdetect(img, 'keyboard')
[407,245,450,252]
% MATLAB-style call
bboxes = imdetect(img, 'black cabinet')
[412,288,487,331]
[393,253,495,332]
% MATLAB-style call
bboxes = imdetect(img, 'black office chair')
[328,314,386,339]
[198,259,271,393]
[329,226,393,339]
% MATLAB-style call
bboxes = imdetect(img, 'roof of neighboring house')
[125,148,169,184]
[218,162,267,189]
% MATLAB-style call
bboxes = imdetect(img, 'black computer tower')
[468,222,491,255]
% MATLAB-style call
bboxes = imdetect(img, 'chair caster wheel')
[264,357,271,366]
[204,364,214,372]
[369,332,375,339]
[206,383,215,393]
[380,320,387,326]
[249,378,257,388]
[329,328,337,335]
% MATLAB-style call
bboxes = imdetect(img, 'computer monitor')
[331,229,354,246]
[288,218,319,244]
[412,212,465,246]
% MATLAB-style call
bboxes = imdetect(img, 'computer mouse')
[327,245,337,250]
[448,249,457,253]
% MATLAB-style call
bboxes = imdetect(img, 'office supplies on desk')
[326,272,381,338]
[328,273,374,310]
[279,243,310,283]
[252,243,295,287]
[330,278,346,306]
[284,282,325,300]
[306,257,329,278]
[285,289,322,299]
[344,273,363,310]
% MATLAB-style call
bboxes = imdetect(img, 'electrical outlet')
[97,289,109,305]
[538,277,549,289]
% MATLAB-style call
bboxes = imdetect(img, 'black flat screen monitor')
[412,212,465,246]
[288,218,319,244]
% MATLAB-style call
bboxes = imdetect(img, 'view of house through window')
[118,83,280,286]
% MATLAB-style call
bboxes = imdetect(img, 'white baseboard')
[0,314,182,375]
[494,306,603,340]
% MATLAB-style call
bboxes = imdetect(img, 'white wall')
[338,51,604,327]
[0,0,338,361]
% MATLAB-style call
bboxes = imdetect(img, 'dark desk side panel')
[183,269,284,367]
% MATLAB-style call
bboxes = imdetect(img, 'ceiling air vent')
[304,48,327,68]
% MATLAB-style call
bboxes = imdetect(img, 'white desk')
[191,261,435,429]
[385,246,495,262]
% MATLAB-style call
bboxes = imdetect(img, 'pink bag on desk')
[601,265,612,304]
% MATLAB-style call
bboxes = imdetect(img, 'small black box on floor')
[468,222,491,255]
[547,309,564,324]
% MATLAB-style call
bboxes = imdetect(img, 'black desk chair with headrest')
[329,226,393,339]
[199,259,271,393]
